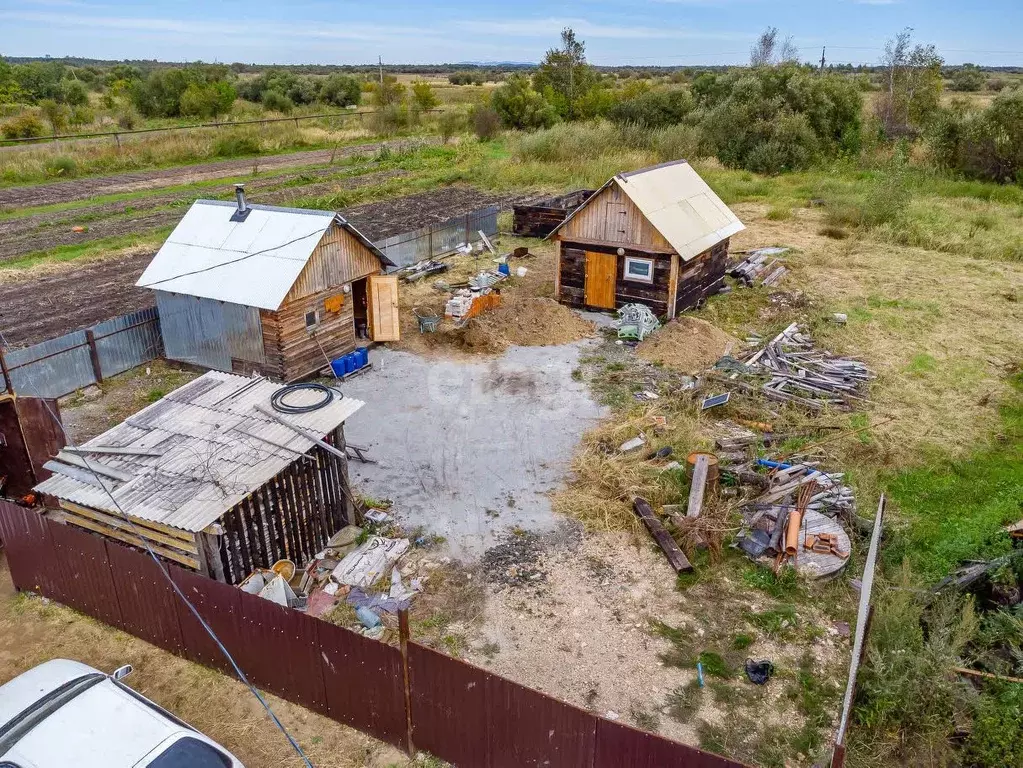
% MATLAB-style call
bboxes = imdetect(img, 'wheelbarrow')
[413,308,441,333]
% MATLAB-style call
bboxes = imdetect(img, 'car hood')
[0,659,97,729]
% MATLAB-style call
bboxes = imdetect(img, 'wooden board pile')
[737,323,873,411]
[729,247,789,287]
[747,459,856,519]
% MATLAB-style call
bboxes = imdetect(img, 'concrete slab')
[340,343,606,556]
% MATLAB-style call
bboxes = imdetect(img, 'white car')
[0,659,245,767]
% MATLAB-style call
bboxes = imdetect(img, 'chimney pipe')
[230,183,252,222]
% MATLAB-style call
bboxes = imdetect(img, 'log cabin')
[137,187,399,382]
[548,160,745,318]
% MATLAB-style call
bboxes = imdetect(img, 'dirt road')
[0,137,434,211]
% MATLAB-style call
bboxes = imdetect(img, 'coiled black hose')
[269,382,343,414]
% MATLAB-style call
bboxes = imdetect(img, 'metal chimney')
[230,183,251,222]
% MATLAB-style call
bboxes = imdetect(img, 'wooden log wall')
[512,190,594,238]
[260,286,358,382]
[216,427,353,584]
[674,238,729,314]
[557,240,675,317]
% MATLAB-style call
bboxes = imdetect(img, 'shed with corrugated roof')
[34,371,363,584]
[137,188,400,382]
[548,160,745,318]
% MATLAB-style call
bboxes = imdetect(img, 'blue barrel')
[356,348,369,368]
[330,357,347,377]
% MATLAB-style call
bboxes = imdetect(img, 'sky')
[0,0,1021,67]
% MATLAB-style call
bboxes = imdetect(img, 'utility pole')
[819,46,826,74]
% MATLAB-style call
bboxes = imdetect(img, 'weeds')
[745,605,799,637]
[665,680,702,724]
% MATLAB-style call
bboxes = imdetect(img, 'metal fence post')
[0,346,12,394]
[398,609,415,757]
[85,329,103,384]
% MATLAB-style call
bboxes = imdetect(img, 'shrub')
[60,79,89,106]
[261,89,294,114]
[44,155,77,177]
[470,104,501,141]
[38,99,70,134]
[437,110,464,143]
[212,131,261,157]
[986,77,1008,92]
[411,80,439,111]
[928,88,1023,183]
[949,64,985,93]
[117,110,137,130]
[491,74,557,131]
[69,105,94,128]
[609,88,694,128]
[1,111,45,139]
[180,81,236,119]
[319,74,362,108]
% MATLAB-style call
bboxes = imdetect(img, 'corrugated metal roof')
[35,371,364,533]
[550,160,745,262]
[135,200,391,310]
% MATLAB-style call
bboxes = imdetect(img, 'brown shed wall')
[557,240,674,316]
[674,238,729,314]
[557,182,672,251]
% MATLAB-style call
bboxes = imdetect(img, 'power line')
[37,400,316,768]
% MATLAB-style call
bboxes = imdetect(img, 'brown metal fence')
[0,501,746,767]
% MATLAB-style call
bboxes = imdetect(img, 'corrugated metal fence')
[0,501,746,768]
[0,307,161,399]
[378,205,500,269]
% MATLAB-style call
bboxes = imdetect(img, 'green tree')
[60,79,89,106]
[261,89,294,114]
[532,27,596,120]
[411,80,439,111]
[490,74,557,130]
[609,88,694,127]
[0,56,20,103]
[38,99,70,134]
[319,74,362,107]
[876,28,944,136]
[949,63,985,92]
[12,61,65,102]
[69,105,95,129]
[929,87,1023,183]
[370,75,405,108]
[179,81,236,118]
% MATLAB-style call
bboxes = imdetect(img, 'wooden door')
[367,274,400,341]
[584,251,617,309]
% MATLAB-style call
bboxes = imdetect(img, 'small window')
[624,257,654,284]
[305,310,319,329]
[148,737,232,768]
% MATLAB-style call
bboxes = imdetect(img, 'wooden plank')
[60,500,195,543]
[686,454,709,519]
[59,501,199,554]
[53,452,134,482]
[63,514,200,569]
[667,253,680,319]
[632,496,692,573]
[584,251,616,309]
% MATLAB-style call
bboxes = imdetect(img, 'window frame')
[623,256,655,284]
[304,309,320,330]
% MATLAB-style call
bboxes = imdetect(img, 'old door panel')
[584,251,616,309]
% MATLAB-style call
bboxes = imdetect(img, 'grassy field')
[2,117,1021,765]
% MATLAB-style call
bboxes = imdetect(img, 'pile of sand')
[460,297,595,352]
[636,317,738,373]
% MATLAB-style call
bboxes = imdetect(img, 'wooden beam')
[633,496,693,573]
[62,514,199,569]
[60,500,196,544]
[954,667,1023,685]
[60,502,199,554]
[686,454,710,519]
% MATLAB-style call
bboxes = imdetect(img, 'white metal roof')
[35,372,364,533]
[551,160,745,262]
[135,200,389,311]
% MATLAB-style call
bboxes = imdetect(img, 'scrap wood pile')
[714,323,873,411]
[729,247,789,287]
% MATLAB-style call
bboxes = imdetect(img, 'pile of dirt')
[460,297,595,352]
[636,317,738,373]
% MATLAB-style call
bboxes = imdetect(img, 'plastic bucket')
[498,262,511,276]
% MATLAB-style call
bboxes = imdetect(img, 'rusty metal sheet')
[231,590,327,714]
[408,641,488,767]
[486,673,597,768]
[106,540,184,653]
[49,521,122,628]
[0,503,64,601]
[171,567,243,676]
[316,618,407,749]
[594,718,745,768]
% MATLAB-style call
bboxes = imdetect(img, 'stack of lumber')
[748,459,856,519]
[729,248,788,287]
[741,323,873,411]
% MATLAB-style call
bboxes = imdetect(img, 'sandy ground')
[340,343,607,556]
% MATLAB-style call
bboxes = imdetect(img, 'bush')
[949,64,985,93]
[470,104,501,141]
[212,131,261,157]
[1,111,45,139]
[437,110,464,143]
[928,88,1023,183]
[180,81,236,119]
[60,79,89,106]
[609,88,694,128]
[261,89,294,114]
[449,71,484,86]
[319,74,361,108]
[44,155,77,177]
[411,80,439,111]
[986,77,1008,92]
[117,110,137,130]
[69,105,94,128]
[491,74,558,131]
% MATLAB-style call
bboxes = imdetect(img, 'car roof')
[0,669,182,768]
[0,659,97,728]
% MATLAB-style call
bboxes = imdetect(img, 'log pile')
[738,323,873,411]
[729,248,789,287]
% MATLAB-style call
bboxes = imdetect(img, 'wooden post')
[686,454,710,519]
[0,346,13,395]
[85,329,103,384]
[633,496,693,573]
[398,609,415,757]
